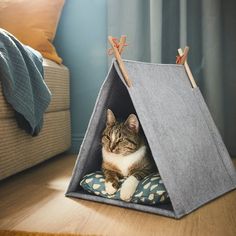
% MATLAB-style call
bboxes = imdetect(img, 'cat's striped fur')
[101,109,156,201]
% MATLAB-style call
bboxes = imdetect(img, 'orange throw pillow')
[0,0,65,64]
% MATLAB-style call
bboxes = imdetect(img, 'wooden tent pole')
[177,47,197,88]
[108,36,132,87]
[118,35,127,54]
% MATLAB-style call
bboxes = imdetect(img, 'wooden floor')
[0,154,236,236]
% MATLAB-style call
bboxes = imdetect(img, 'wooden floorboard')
[0,154,236,236]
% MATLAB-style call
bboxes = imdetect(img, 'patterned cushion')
[80,171,169,205]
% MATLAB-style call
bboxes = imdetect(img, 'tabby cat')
[101,109,156,202]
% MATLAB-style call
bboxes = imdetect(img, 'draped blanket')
[0,29,51,135]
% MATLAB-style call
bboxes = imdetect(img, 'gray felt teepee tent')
[66,37,236,219]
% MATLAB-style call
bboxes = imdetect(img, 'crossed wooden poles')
[108,35,197,88]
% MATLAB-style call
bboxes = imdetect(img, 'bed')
[0,58,71,180]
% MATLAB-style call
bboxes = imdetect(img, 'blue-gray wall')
[54,0,107,153]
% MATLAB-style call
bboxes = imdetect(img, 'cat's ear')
[125,114,139,133]
[106,109,116,126]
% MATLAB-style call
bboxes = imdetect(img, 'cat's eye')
[102,135,110,141]
[116,139,122,144]
[124,138,136,146]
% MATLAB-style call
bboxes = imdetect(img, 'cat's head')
[102,109,141,155]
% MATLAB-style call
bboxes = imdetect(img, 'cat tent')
[66,37,236,219]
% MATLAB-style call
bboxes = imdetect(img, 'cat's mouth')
[106,148,134,156]
[103,146,123,155]
[108,149,120,154]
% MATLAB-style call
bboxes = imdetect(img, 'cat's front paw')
[105,181,117,195]
[120,176,139,202]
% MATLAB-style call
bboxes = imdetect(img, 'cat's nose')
[109,143,115,152]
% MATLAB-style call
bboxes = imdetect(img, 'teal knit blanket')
[0,29,51,135]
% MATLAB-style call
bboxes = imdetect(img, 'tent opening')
[74,69,174,213]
